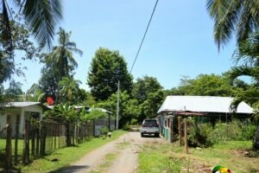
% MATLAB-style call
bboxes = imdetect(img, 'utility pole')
[116,80,120,130]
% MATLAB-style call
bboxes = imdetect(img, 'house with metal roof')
[0,102,48,137]
[157,96,254,142]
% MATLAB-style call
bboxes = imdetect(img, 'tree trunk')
[5,114,12,170]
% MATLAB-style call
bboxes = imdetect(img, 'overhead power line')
[130,0,159,73]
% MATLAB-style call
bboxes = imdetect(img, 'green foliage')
[87,47,133,101]
[87,109,107,120]
[1,0,62,49]
[132,75,163,103]
[97,91,140,128]
[186,119,257,148]
[132,76,163,121]
[38,28,83,104]
[211,120,257,142]
[172,74,236,96]
[58,77,82,104]
[0,15,42,84]
[38,62,60,102]
[207,0,259,49]
[24,83,45,102]
[79,90,96,106]
[187,119,214,148]
[4,80,24,101]
[46,28,82,79]
[100,126,109,135]
[44,103,78,122]
[141,90,164,119]
[130,118,138,125]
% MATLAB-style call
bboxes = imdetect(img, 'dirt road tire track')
[60,132,163,173]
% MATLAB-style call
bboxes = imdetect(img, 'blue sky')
[11,0,237,92]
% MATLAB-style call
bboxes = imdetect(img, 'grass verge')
[137,140,259,173]
[9,130,127,173]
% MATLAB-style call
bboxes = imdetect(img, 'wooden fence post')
[170,117,174,143]
[5,114,12,170]
[184,117,189,154]
[178,116,182,146]
[23,120,29,164]
[14,114,20,165]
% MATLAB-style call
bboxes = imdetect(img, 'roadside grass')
[1,130,126,173]
[138,140,259,173]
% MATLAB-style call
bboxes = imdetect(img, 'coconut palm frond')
[22,0,63,48]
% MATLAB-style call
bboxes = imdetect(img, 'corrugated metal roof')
[4,102,42,108]
[157,96,253,114]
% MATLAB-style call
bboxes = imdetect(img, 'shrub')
[130,118,138,125]
[209,119,257,142]
[187,120,214,148]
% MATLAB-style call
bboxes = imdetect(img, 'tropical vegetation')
[1,0,259,171]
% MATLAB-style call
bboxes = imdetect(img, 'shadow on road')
[141,135,160,138]
[48,165,90,173]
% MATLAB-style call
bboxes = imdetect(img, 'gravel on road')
[60,131,164,173]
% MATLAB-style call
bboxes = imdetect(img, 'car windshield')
[143,120,158,125]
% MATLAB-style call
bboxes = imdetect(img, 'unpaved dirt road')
[61,131,164,173]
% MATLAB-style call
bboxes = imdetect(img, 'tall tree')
[4,80,23,101]
[141,90,164,119]
[38,60,60,102]
[132,76,163,104]
[131,76,163,120]
[207,0,259,49]
[46,28,83,80]
[97,91,140,128]
[87,48,133,101]
[0,16,42,84]
[1,0,63,48]
[39,28,83,104]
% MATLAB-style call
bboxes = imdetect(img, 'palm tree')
[228,33,259,116]
[207,0,259,50]
[46,28,83,79]
[58,77,82,104]
[1,0,63,48]
[25,83,46,102]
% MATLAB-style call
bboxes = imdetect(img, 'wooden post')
[14,114,20,164]
[184,117,189,154]
[178,116,182,146]
[5,114,12,170]
[170,117,174,143]
[23,120,29,164]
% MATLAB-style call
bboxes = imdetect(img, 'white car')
[140,119,159,137]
